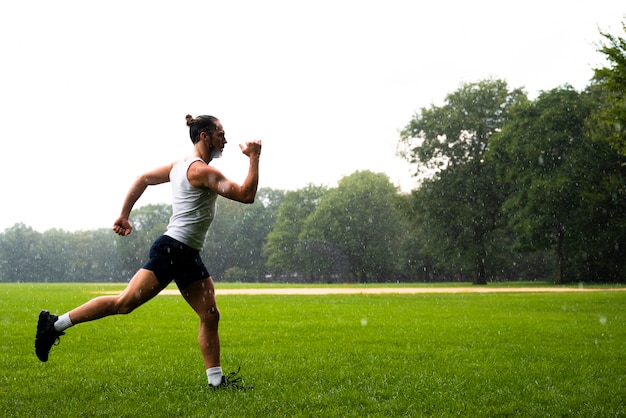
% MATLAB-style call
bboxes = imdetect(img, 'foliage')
[409,167,522,282]
[3,283,625,417]
[398,78,526,174]
[115,203,172,279]
[399,79,526,284]
[263,184,328,280]
[489,86,626,282]
[301,171,408,281]
[0,224,119,283]
[0,223,44,282]
[592,21,626,156]
[204,188,284,281]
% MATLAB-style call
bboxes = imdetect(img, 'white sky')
[1,0,624,232]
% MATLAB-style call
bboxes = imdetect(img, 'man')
[35,114,260,389]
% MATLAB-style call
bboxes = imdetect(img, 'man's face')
[209,121,226,158]
[212,122,226,145]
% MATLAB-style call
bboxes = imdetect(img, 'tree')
[0,223,42,282]
[115,204,172,279]
[592,21,626,157]
[69,229,120,282]
[0,190,287,284]
[263,184,328,280]
[38,228,73,282]
[204,188,284,281]
[489,86,626,282]
[301,171,406,281]
[398,79,527,284]
[408,163,508,282]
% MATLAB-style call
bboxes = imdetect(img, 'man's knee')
[113,304,134,315]
[112,296,141,315]
[202,306,220,327]
[210,306,220,322]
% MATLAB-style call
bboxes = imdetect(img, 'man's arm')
[113,163,174,236]
[190,140,261,203]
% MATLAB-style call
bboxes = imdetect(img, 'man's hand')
[113,216,133,236]
[239,140,262,158]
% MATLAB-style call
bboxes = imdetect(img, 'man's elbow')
[241,194,256,204]
[240,184,258,203]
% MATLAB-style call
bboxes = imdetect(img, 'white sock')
[206,366,223,386]
[54,313,73,332]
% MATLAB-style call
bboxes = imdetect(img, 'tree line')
[1,23,625,284]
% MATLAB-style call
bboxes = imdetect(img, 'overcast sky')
[1,1,624,232]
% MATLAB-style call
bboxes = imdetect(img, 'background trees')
[0,224,119,282]
[0,224,44,282]
[204,188,284,281]
[398,79,526,284]
[592,21,626,157]
[264,185,328,281]
[300,171,408,282]
[2,24,626,284]
[114,203,172,279]
[489,86,626,283]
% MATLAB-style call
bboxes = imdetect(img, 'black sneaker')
[35,310,65,362]
[210,367,253,390]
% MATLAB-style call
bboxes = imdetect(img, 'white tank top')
[164,157,217,250]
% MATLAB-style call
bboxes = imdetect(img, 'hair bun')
[185,114,194,127]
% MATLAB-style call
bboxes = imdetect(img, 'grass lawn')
[1,283,624,417]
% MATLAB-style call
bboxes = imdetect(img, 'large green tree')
[489,86,626,282]
[408,163,514,282]
[301,171,407,281]
[399,79,526,284]
[263,185,328,281]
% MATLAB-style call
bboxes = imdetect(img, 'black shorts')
[142,235,210,291]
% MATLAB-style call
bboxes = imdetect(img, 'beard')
[211,148,223,159]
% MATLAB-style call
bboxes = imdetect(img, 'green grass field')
[1,283,625,417]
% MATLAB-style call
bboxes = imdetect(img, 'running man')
[35,114,261,389]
